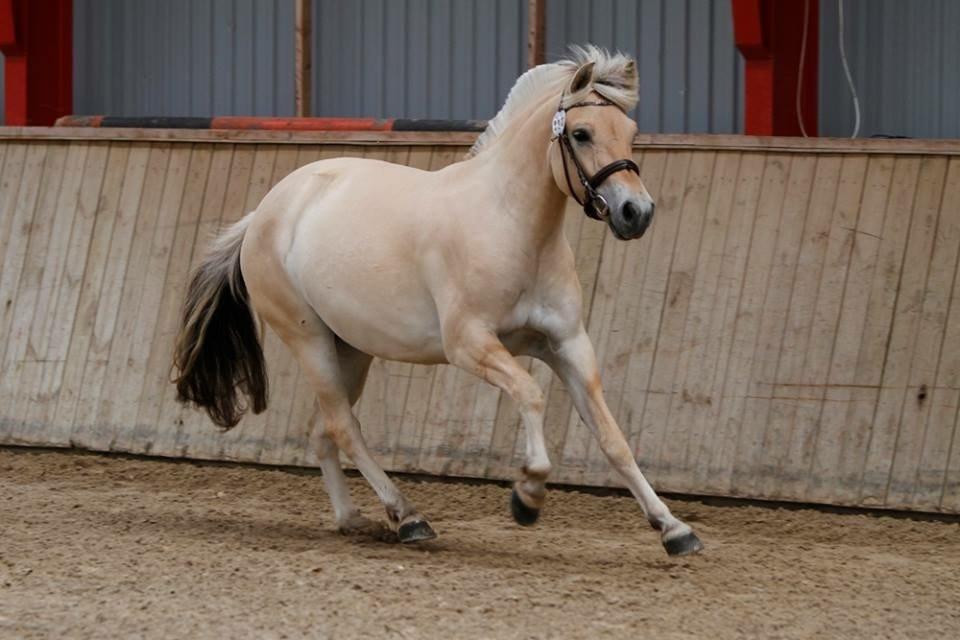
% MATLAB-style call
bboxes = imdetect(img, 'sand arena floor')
[1,447,958,639]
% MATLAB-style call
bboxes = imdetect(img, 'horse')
[173,46,703,557]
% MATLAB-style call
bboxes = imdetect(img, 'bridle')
[551,94,640,221]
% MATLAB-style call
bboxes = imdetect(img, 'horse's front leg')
[546,328,703,556]
[444,323,552,525]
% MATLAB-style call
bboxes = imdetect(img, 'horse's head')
[549,56,654,240]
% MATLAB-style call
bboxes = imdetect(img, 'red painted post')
[732,0,818,136]
[0,0,73,126]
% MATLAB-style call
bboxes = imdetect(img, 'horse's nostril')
[622,201,639,223]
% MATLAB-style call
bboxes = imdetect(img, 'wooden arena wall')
[1,127,959,514]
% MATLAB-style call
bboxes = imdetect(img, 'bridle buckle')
[588,193,610,220]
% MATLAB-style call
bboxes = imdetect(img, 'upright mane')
[468,45,640,158]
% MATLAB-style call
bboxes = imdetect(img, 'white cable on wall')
[837,0,862,138]
[796,0,811,137]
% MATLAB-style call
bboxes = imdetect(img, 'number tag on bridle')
[551,110,566,137]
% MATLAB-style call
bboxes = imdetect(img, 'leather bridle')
[551,95,640,221]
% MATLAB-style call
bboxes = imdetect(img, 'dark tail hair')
[173,215,268,429]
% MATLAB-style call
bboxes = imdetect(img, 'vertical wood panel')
[2,143,68,441]
[766,155,843,498]
[96,145,172,448]
[112,145,193,453]
[861,157,946,504]
[70,145,151,449]
[913,159,960,509]
[733,155,817,498]
[712,153,792,494]
[36,144,111,443]
[807,156,896,503]
[640,151,715,486]
[21,143,93,441]
[1,136,959,514]
[688,152,765,490]
[776,155,868,500]
[664,151,741,492]
[51,143,132,443]
[888,158,960,507]
[855,157,924,504]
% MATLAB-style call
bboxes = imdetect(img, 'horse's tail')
[173,213,268,429]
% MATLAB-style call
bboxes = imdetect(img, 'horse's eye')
[571,129,591,143]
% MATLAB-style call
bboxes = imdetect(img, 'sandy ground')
[1,448,958,639]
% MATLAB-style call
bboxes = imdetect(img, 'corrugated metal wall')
[546,0,744,134]
[69,0,743,133]
[313,0,744,132]
[73,0,295,117]
[314,0,528,120]
[314,0,526,118]
[820,0,960,139]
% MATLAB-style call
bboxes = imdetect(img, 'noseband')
[551,96,640,220]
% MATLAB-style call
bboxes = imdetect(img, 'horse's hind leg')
[315,423,364,530]
[292,327,436,543]
[312,342,374,532]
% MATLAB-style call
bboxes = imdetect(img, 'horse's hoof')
[397,519,437,543]
[510,488,540,526]
[663,530,704,557]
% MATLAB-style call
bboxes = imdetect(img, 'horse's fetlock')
[522,462,552,482]
[384,505,401,525]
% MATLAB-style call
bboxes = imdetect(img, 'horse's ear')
[569,61,596,93]
[624,59,637,84]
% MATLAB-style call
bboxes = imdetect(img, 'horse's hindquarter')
[259,158,452,363]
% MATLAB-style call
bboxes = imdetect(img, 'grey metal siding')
[546,0,745,134]
[68,0,741,132]
[820,0,960,139]
[73,0,295,117]
[314,0,742,130]
[313,0,528,120]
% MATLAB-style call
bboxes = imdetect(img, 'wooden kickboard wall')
[1,128,959,514]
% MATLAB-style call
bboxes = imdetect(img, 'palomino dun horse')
[174,46,703,556]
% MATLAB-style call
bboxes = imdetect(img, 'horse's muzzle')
[610,199,654,240]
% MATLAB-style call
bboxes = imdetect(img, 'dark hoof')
[397,519,437,543]
[663,531,704,557]
[510,488,540,526]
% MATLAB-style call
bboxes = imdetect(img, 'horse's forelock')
[468,45,638,158]
[559,45,639,113]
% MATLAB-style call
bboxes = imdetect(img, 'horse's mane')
[468,45,639,158]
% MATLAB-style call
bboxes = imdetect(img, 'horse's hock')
[2,126,960,514]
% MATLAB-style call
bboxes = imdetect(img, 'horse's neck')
[471,98,568,247]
